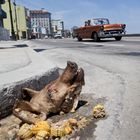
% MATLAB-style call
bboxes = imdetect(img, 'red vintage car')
[73,18,126,41]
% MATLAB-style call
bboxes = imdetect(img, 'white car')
[44,35,48,39]
[54,34,62,39]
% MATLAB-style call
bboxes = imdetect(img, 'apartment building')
[2,1,30,39]
[0,0,9,40]
[0,0,6,26]
[51,19,64,37]
[30,10,52,38]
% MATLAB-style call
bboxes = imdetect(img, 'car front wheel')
[77,36,82,41]
[92,32,100,42]
[115,36,122,41]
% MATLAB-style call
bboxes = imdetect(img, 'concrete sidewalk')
[0,40,59,118]
[0,40,55,86]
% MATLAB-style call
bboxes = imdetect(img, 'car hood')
[103,24,124,30]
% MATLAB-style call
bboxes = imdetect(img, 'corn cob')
[18,123,33,139]
[50,127,65,137]
[35,130,49,140]
[64,125,73,135]
[31,121,51,135]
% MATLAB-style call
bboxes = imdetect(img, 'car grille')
[104,30,123,35]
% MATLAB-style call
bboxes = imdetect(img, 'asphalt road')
[29,37,140,140]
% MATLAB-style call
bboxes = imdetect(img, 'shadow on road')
[13,44,28,48]
[76,39,117,43]
[34,49,46,52]
[115,52,140,57]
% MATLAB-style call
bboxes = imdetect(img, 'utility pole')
[61,21,64,37]
[8,0,16,40]
[13,0,19,40]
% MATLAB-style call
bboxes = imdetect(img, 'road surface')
[28,37,140,140]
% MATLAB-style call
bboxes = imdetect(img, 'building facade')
[0,0,9,40]
[0,0,6,27]
[2,1,30,39]
[51,19,64,37]
[30,10,52,38]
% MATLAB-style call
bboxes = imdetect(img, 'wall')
[51,19,64,36]
[0,0,9,40]
[30,10,52,38]
[16,5,27,39]
[2,1,28,39]
[0,27,10,40]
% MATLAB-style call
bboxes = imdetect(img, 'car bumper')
[98,30,125,38]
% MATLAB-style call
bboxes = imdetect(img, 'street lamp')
[8,0,16,40]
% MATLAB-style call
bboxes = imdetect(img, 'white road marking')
[82,42,125,47]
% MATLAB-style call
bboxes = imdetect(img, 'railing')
[0,27,10,40]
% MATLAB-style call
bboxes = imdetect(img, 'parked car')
[54,34,62,39]
[44,35,48,39]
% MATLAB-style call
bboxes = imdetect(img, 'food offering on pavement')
[0,97,106,139]
[93,104,106,118]
[16,102,106,139]
[17,117,92,139]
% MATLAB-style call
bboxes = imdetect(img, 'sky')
[16,0,140,33]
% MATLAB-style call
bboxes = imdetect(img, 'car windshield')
[93,19,109,25]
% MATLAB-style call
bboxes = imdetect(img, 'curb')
[0,41,60,119]
[0,67,60,119]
